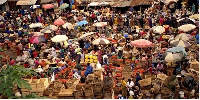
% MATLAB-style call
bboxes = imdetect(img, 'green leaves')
[0,65,35,98]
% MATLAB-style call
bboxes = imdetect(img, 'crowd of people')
[0,0,199,99]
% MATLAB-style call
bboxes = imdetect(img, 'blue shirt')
[85,43,90,49]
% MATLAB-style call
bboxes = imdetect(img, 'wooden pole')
[140,5,141,13]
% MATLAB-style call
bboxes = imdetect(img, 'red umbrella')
[54,18,65,26]
[131,39,153,48]
[43,4,54,9]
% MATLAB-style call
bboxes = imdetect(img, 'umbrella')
[43,4,54,9]
[166,46,187,56]
[161,0,178,5]
[29,23,43,28]
[165,53,183,63]
[40,29,54,33]
[100,2,110,6]
[30,36,46,44]
[170,40,191,48]
[131,39,153,48]
[62,22,73,30]
[78,32,95,40]
[0,0,7,5]
[59,3,69,9]
[54,18,65,26]
[92,38,110,45]
[93,22,107,27]
[152,26,165,34]
[88,2,100,6]
[189,14,199,20]
[51,35,68,42]
[44,25,58,31]
[76,21,88,26]
[175,33,194,41]
[178,24,196,32]
[29,32,44,37]
[178,17,195,25]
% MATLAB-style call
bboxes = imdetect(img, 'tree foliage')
[0,65,36,98]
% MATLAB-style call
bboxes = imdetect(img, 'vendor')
[84,63,93,76]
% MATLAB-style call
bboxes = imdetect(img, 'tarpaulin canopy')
[16,0,37,5]
[0,0,7,5]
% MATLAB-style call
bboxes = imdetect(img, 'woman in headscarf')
[121,77,127,98]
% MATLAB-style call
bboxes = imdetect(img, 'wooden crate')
[29,79,40,92]
[74,90,84,96]
[37,78,49,88]
[22,91,30,96]
[37,92,44,96]
[58,89,74,97]
[74,96,84,99]
[93,87,102,93]
[84,89,94,97]
[76,84,85,90]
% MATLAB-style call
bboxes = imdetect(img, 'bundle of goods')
[138,78,152,90]
[85,54,98,64]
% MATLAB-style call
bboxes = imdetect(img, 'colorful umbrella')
[51,35,68,42]
[59,3,69,9]
[62,22,73,30]
[78,32,95,40]
[166,46,187,56]
[170,40,191,48]
[178,24,196,32]
[131,39,153,48]
[76,21,88,26]
[29,23,43,28]
[93,22,107,27]
[43,4,54,9]
[189,14,199,20]
[30,36,46,44]
[175,33,194,41]
[54,18,65,26]
[165,53,183,63]
[92,38,110,45]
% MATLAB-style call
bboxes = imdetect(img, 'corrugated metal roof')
[130,0,153,7]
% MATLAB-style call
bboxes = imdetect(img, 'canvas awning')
[40,0,53,4]
[16,0,37,5]
[130,0,153,7]
[0,0,7,5]
[112,0,131,7]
